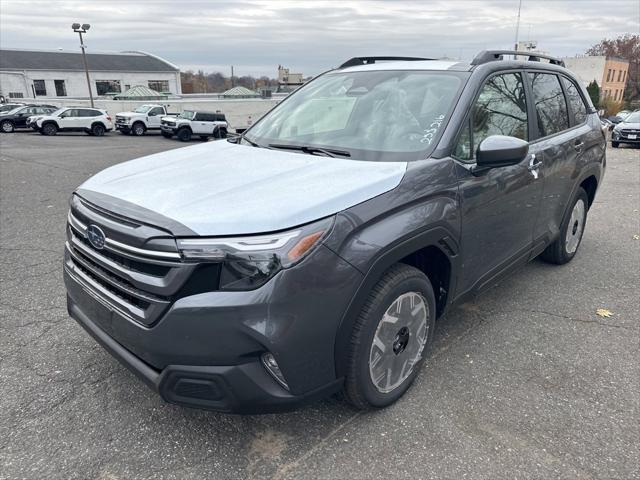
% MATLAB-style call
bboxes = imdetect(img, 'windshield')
[245,70,466,161]
[3,106,24,115]
[179,110,195,120]
[133,105,153,113]
[623,111,640,123]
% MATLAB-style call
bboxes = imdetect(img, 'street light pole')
[72,23,94,108]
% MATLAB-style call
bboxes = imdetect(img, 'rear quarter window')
[561,77,588,125]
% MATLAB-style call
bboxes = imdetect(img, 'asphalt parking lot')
[1,130,639,480]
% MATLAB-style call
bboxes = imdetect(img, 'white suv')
[30,107,113,136]
[160,111,228,141]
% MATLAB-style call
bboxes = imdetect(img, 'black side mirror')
[476,135,529,169]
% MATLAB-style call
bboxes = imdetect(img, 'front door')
[452,71,543,295]
[147,107,164,128]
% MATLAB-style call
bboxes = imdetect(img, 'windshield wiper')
[268,144,351,158]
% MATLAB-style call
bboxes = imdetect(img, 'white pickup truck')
[115,104,177,136]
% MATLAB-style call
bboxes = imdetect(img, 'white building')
[0,48,181,100]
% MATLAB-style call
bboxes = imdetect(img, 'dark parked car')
[64,51,605,413]
[611,110,640,148]
[0,105,57,132]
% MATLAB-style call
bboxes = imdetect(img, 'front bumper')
[613,132,640,144]
[160,125,177,134]
[68,295,341,413]
[64,241,361,413]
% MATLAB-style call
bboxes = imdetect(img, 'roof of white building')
[0,48,179,72]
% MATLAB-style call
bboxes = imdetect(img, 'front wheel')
[1,120,15,133]
[131,122,145,136]
[42,123,58,136]
[541,188,589,265]
[344,264,436,410]
[177,128,191,142]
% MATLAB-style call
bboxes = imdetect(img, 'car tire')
[91,124,106,136]
[344,263,436,410]
[41,123,58,136]
[1,120,14,133]
[132,122,146,136]
[177,128,192,142]
[611,141,619,148]
[541,187,589,265]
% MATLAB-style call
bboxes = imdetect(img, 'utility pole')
[72,23,94,107]
[231,66,235,87]
[514,0,523,55]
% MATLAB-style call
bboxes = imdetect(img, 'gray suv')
[64,51,605,413]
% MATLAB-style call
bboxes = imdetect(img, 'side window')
[454,72,528,162]
[149,107,164,116]
[561,77,588,125]
[528,73,569,137]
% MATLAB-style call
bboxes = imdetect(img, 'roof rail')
[339,56,434,69]
[471,50,565,67]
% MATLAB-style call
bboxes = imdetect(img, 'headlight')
[176,216,334,290]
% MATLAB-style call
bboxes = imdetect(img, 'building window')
[95,80,122,96]
[148,80,170,92]
[622,71,626,83]
[617,70,622,82]
[606,69,611,82]
[8,92,24,98]
[54,80,67,97]
[33,80,47,96]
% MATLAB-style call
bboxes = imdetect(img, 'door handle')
[574,141,584,151]
[527,154,543,171]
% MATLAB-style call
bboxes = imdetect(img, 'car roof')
[335,57,571,76]
[339,60,470,73]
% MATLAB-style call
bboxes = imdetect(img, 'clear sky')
[1,0,638,77]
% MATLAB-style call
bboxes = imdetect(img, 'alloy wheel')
[369,292,429,394]
[565,198,586,254]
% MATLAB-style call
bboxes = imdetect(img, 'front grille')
[161,120,176,127]
[620,129,639,136]
[115,116,129,123]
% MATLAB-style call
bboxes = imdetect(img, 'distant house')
[562,55,629,103]
[0,48,181,100]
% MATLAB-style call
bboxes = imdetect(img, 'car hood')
[116,112,137,117]
[79,141,408,236]
[616,121,640,130]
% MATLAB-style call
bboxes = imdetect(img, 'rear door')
[525,71,587,247]
[192,112,209,134]
[453,71,543,294]
[14,107,35,127]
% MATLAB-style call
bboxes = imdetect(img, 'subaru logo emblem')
[87,224,106,250]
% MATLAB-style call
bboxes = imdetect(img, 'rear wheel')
[541,188,589,265]
[131,122,146,136]
[91,123,105,136]
[1,120,14,133]
[344,264,436,410]
[42,123,58,136]
[611,141,619,148]
[177,128,192,142]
